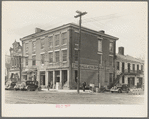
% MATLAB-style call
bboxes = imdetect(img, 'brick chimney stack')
[35,28,44,33]
[118,47,124,55]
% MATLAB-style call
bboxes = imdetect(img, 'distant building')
[20,23,118,89]
[115,47,144,88]
[9,40,22,82]
[5,55,11,83]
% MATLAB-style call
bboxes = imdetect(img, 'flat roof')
[20,23,119,41]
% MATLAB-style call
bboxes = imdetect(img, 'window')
[109,42,113,52]
[55,51,59,62]
[49,36,53,47]
[62,50,67,61]
[137,64,139,71]
[41,39,45,49]
[62,32,67,45]
[41,54,45,64]
[49,53,53,63]
[32,56,36,65]
[109,73,113,83]
[75,50,78,61]
[98,54,102,64]
[25,43,29,54]
[141,65,143,71]
[122,76,125,83]
[133,64,135,71]
[98,40,102,52]
[109,56,113,66]
[55,34,59,46]
[32,41,36,53]
[117,62,120,70]
[25,57,28,66]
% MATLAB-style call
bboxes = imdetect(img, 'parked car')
[110,84,129,93]
[5,81,17,90]
[15,81,38,91]
[14,81,25,91]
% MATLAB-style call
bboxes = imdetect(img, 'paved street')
[5,90,144,104]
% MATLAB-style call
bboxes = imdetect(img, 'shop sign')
[72,63,103,70]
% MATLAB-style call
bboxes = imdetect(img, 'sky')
[2,1,147,59]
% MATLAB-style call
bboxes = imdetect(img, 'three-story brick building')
[20,23,118,89]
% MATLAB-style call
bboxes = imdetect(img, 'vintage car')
[14,81,39,91]
[14,82,25,90]
[110,84,129,93]
[5,81,17,90]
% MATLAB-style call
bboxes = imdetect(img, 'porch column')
[60,70,62,89]
[53,71,55,89]
[67,69,70,89]
[45,71,49,87]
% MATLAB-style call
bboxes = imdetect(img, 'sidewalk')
[41,88,91,93]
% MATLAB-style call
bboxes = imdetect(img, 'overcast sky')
[2,1,147,59]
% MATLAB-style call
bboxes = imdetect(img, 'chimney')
[35,28,44,33]
[99,30,105,34]
[118,47,124,55]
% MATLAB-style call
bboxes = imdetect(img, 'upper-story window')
[32,41,36,54]
[49,52,53,63]
[62,32,67,45]
[55,51,60,62]
[41,54,45,64]
[41,39,45,49]
[62,50,67,62]
[32,56,36,66]
[55,34,59,46]
[117,62,120,70]
[49,36,53,48]
[25,57,28,66]
[141,65,143,71]
[109,42,113,52]
[98,39,102,52]
[109,56,113,66]
[25,43,29,54]
[133,64,135,71]
[137,64,139,71]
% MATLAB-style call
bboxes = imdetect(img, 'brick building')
[20,23,118,89]
[115,47,144,88]
[9,40,22,82]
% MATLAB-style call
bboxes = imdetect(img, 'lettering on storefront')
[72,63,103,70]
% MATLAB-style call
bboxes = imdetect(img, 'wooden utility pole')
[74,10,87,94]
[19,56,22,81]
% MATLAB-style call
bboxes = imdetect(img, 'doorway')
[40,71,45,85]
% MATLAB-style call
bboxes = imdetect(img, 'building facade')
[115,47,144,88]
[9,40,22,82]
[20,23,118,89]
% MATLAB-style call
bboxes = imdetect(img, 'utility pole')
[74,10,87,94]
[19,56,22,81]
